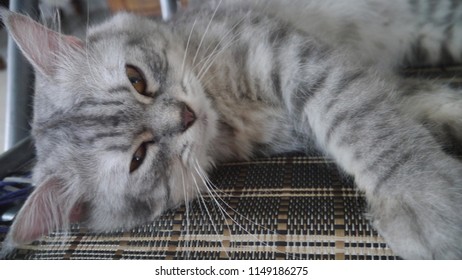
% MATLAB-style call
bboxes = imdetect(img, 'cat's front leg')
[294,67,462,259]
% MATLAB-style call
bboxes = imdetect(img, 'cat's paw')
[400,84,462,154]
[368,157,462,259]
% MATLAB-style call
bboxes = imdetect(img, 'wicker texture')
[1,153,396,260]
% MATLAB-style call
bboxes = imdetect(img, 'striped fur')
[1,0,462,259]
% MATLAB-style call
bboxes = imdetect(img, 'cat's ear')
[0,8,84,77]
[7,178,83,245]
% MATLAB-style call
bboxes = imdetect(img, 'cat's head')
[1,9,218,247]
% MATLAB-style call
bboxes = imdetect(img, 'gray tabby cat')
[1,0,462,259]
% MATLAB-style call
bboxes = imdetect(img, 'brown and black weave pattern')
[1,154,397,260]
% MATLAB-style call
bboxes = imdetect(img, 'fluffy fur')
[1,0,462,259]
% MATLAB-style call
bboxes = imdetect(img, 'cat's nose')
[182,103,196,131]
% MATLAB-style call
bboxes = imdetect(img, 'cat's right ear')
[0,8,84,77]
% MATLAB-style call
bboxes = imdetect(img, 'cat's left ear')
[0,8,84,77]
[6,177,82,245]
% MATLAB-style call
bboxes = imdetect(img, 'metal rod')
[4,0,39,150]
[160,0,178,21]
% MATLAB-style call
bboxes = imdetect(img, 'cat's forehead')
[86,13,171,48]
[73,14,176,81]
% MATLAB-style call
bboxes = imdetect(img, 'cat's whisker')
[195,38,238,83]
[181,18,198,78]
[192,162,234,258]
[186,166,209,259]
[191,14,247,79]
[196,30,244,83]
[194,23,247,83]
[191,0,224,69]
[193,161,276,231]
[198,72,218,89]
[193,160,298,259]
[179,164,192,259]
[190,161,230,259]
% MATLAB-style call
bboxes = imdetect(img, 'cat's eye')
[126,65,147,95]
[129,142,148,173]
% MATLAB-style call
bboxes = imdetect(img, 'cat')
[1,0,462,259]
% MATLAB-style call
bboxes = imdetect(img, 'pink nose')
[182,104,196,131]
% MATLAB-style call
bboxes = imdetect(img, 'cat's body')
[1,0,462,259]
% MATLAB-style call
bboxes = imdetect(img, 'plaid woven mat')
[2,66,461,260]
[1,153,397,260]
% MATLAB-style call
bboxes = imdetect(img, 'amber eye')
[126,65,147,95]
[129,142,148,173]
